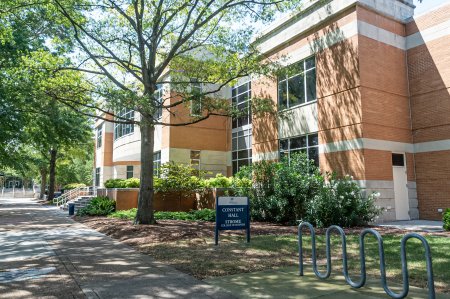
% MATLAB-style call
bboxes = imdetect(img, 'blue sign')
[215,196,250,245]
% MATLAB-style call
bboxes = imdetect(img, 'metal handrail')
[298,222,435,299]
[53,186,97,207]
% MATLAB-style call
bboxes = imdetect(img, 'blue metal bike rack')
[298,222,435,299]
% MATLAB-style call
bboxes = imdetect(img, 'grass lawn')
[139,234,449,293]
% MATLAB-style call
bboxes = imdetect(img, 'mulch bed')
[74,216,449,246]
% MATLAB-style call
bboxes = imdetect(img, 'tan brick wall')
[408,38,450,96]
[410,88,450,132]
[406,4,450,35]
[320,150,365,180]
[251,76,278,155]
[357,6,406,36]
[363,149,393,181]
[319,124,362,144]
[415,150,450,220]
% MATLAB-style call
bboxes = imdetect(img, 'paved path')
[378,220,444,232]
[0,197,233,299]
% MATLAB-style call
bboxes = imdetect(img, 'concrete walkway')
[207,267,450,299]
[0,197,233,299]
[378,220,444,232]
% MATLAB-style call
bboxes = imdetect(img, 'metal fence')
[298,222,435,299]
[0,188,35,198]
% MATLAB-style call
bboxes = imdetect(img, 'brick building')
[94,0,450,221]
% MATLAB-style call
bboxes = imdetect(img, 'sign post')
[215,196,250,245]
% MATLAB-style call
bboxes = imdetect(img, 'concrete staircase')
[62,195,95,213]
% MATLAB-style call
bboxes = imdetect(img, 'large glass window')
[279,133,319,166]
[114,108,135,140]
[278,56,316,110]
[126,166,134,179]
[232,129,252,175]
[153,151,161,177]
[232,81,253,175]
[96,124,103,148]
[232,82,252,129]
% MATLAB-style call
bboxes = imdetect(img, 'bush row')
[232,153,382,228]
[108,208,215,222]
[104,162,251,193]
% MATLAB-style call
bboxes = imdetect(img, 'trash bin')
[68,203,75,216]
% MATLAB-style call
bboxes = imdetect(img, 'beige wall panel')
[278,103,318,139]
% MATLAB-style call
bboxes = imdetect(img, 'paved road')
[0,197,233,299]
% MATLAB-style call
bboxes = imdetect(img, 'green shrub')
[443,209,450,231]
[205,174,232,188]
[104,179,127,188]
[109,208,137,220]
[64,183,86,190]
[77,196,116,216]
[125,178,140,188]
[304,174,382,228]
[155,162,205,193]
[108,208,215,222]
[232,153,381,227]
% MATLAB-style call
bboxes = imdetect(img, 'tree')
[4,0,302,223]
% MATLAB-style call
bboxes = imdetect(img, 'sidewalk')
[0,197,233,298]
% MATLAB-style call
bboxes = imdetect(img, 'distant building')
[94,0,450,221]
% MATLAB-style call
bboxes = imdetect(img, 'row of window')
[114,108,135,140]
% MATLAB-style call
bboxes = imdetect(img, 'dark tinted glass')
[305,56,315,69]
[278,80,288,108]
[308,134,319,146]
[392,153,405,166]
[290,136,307,149]
[306,69,316,102]
[280,139,289,150]
[288,74,305,107]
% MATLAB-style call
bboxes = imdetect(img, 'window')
[154,84,163,120]
[278,56,316,110]
[190,150,201,174]
[153,151,161,177]
[96,124,103,148]
[190,79,202,116]
[232,82,252,129]
[95,167,100,187]
[279,133,319,166]
[114,108,135,140]
[392,153,405,167]
[126,166,134,179]
[232,129,252,175]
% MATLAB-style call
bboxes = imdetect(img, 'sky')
[413,0,449,15]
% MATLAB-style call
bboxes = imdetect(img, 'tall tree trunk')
[135,117,156,224]
[39,168,47,200]
[47,149,57,201]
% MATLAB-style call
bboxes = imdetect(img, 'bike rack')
[298,222,435,299]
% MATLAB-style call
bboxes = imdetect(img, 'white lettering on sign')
[218,197,248,206]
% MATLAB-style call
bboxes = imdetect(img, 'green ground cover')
[142,234,450,292]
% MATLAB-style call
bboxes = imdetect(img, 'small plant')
[77,196,116,216]
[64,183,86,190]
[109,208,137,220]
[443,209,450,231]
[104,179,126,188]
